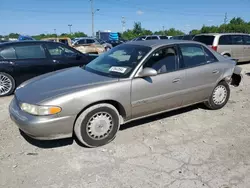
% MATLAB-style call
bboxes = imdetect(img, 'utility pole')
[162,26,165,34]
[54,29,57,38]
[223,12,228,33]
[121,16,126,33]
[224,12,228,25]
[68,24,72,34]
[90,0,99,37]
[90,0,94,37]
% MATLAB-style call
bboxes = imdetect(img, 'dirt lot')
[1,64,250,188]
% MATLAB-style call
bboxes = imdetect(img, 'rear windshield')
[193,35,215,45]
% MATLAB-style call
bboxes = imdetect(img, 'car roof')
[126,39,202,48]
[0,40,66,47]
[195,33,250,37]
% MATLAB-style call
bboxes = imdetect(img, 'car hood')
[15,67,118,104]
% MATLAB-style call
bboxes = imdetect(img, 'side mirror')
[138,67,157,77]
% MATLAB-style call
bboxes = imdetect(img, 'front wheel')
[74,103,120,147]
[0,72,15,97]
[204,81,230,110]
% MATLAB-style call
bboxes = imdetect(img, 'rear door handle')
[212,70,219,74]
[172,78,180,83]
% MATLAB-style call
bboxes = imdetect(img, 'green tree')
[192,17,250,34]
[8,33,19,38]
[189,29,200,35]
[133,22,143,35]
[166,28,184,36]
[229,17,245,25]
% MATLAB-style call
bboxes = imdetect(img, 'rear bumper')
[9,97,76,140]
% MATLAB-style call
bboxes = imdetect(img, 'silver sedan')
[9,40,242,147]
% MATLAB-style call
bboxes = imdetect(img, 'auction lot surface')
[1,64,250,188]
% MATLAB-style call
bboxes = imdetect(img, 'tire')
[204,81,230,110]
[105,47,111,51]
[74,103,120,147]
[0,72,15,97]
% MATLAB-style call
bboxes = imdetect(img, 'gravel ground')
[1,64,250,188]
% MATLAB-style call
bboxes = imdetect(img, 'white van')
[193,33,250,63]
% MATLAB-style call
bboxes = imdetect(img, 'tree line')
[1,17,249,41]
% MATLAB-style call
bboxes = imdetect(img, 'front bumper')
[9,97,76,140]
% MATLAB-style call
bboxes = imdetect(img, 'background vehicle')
[41,37,105,54]
[105,39,126,47]
[73,37,112,51]
[132,35,170,41]
[18,35,35,41]
[71,37,107,53]
[9,40,242,147]
[96,39,112,50]
[193,33,250,63]
[170,35,184,40]
[0,41,97,96]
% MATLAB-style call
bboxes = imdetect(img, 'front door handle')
[172,78,180,83]
[212,70,219,74]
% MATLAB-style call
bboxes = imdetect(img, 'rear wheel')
[74,103,120,147]
[0,72,15,97]
[204,81,230,110]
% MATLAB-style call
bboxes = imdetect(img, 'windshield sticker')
[109,66,127,73]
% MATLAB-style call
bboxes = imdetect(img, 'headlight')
[20,103,61,116]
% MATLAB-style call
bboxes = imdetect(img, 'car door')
[12,43,54,84]
[45,42,89,70]
[230,35,245,62]
[178,44,224,105]
[131,45,186,119]
[243,35,250,61]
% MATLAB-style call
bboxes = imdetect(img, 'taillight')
[211,46,217,51]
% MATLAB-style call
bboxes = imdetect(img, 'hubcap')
[86,112,113,140]
[212,85,227,105]
[0,74,12,96]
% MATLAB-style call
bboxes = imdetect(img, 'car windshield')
[96,39,104,44]
[84,44,151,78]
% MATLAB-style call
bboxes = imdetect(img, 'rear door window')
[15,44,46,59]
[46,43,77,58]
[193,35,215,45]
[231,35,244,45]
[0,47,17,59]
[145,36,152,40]
[203,47,218,63]
[179,44,207,68]
[219,35,232,45]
